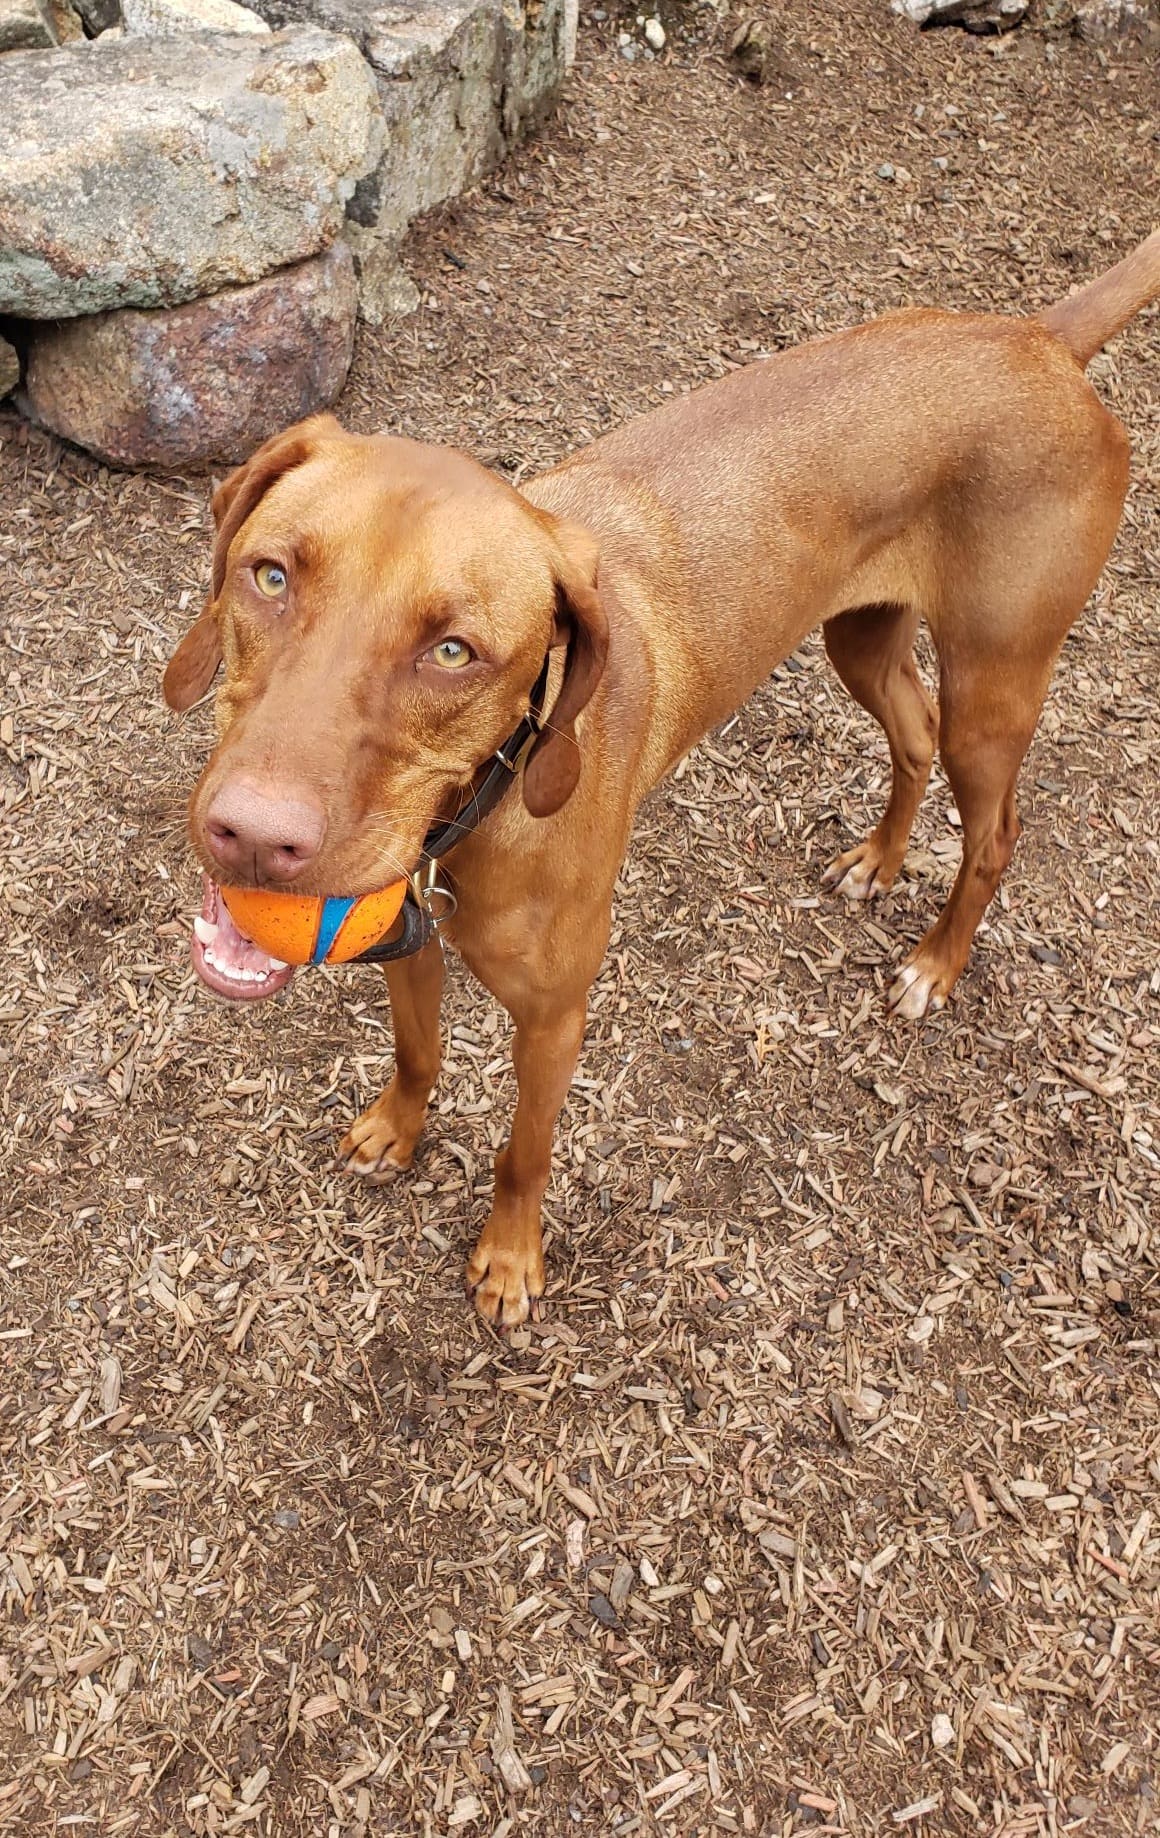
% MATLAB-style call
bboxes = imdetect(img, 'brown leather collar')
[353,656,550,964]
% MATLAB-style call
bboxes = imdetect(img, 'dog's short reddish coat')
[165,231,1160,1324]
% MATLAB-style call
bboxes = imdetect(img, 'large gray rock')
[120,0,269,35]
[73,0,122,31]
[254,1,570,241]
[0,0,54,50]
[22,242,357,469]
[0,29,384,318]
[42,0,84,37]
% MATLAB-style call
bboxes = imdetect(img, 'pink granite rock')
[23,242,356,470]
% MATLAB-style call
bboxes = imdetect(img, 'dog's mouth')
[190,876,297,1004]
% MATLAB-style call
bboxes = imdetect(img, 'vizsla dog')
[165,232,1159,1325]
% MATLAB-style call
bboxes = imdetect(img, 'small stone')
[589,1591,620,1628]
[69,1758,93,1783]
[931,1712,955,1748]
[187,1631,215,1670]
[1067,1797,1100,1821]
[643,16,664,48]
[877,162,895,181]
[1073,2,1159,47]
[892,0,1028,25]
[729,18,768,83]
[272,1509,300,1530]
[0,335,18,399]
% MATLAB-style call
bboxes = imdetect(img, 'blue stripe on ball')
[313,896,355,965]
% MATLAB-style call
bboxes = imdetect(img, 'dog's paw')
[822,840,892,902]
[887,956,949,1021]
[339,1088,424,1179]
[465,1224,545,1330]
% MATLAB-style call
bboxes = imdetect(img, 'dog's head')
[164,415,607,999]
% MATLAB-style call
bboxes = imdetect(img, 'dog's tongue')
[191,878,296,1003]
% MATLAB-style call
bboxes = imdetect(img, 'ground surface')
[1,4,1158,1835]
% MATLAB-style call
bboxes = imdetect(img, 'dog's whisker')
[530,714,573,747]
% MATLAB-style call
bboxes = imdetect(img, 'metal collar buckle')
[413,859,457,926]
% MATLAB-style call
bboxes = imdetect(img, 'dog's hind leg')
[821,602,939,901]
[887,410,1129,1022]
[886,644,1048,1021]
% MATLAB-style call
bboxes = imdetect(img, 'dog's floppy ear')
[161,415,341,712]
[162,595,222,712]
[522,515,609,819]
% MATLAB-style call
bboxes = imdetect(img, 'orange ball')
[220,881,409,967]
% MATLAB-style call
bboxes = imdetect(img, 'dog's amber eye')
[431,638,473,670]
[253,562,287,599]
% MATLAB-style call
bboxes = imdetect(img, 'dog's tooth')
[268,958,288,972]
[193,916,218,945]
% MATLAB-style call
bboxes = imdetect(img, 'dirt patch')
[1,5,1158,1835]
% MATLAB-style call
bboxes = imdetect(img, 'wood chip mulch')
[1,4,1157,1833]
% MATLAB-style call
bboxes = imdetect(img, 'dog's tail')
[1038,229,1160,366]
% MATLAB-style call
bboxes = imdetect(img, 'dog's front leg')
[466,995,588,1328]
[340,941,445,1176]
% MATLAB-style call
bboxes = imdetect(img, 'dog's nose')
[203,781,326,883]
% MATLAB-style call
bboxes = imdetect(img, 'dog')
[164,229,1159,1325]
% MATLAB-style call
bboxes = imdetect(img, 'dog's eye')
[253,562,287,599]
[430,638,474,671]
